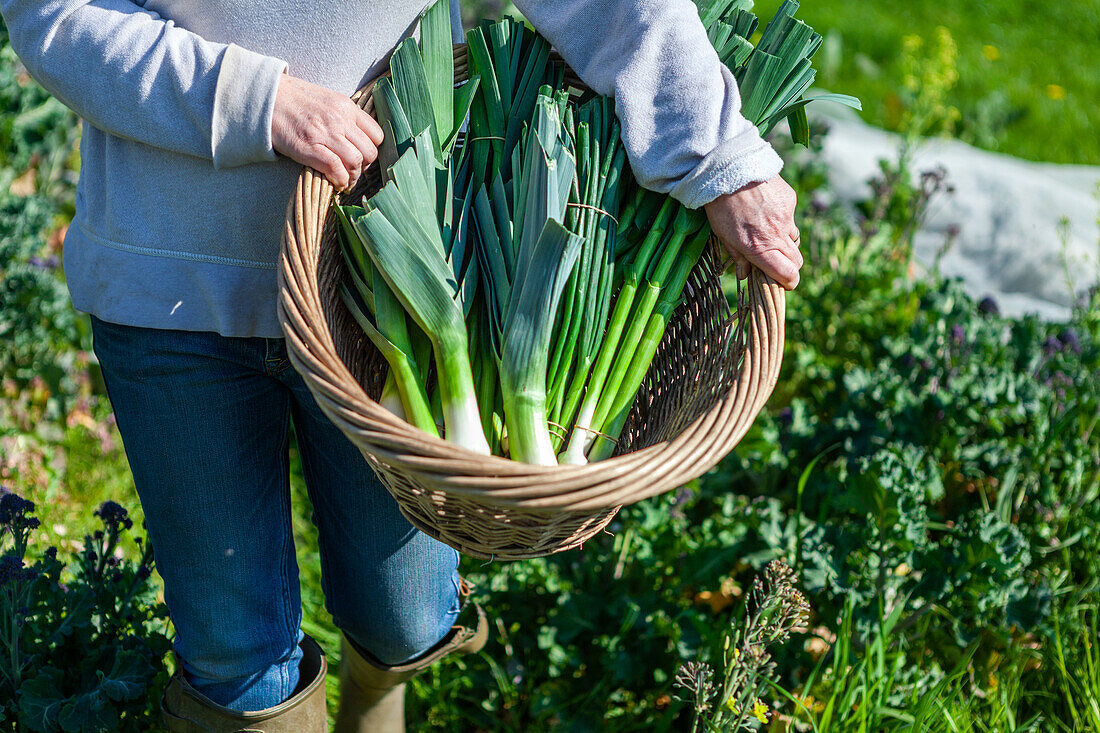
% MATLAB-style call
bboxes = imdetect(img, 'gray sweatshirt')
[1,0,782,338]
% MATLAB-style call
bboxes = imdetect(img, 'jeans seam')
[276,397,296,701]
[450,552,462,616]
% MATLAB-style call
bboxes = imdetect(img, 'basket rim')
[277,43,786,511]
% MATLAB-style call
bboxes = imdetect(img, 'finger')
[355,110,385,146]
[748,248,800,290]
[345,124,379,169]
[312,147,350,191]
[327,135,365,188]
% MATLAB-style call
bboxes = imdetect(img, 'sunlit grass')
[752,0,1099,164]
[464,0,1100,165]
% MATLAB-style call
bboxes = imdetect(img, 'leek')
[497,94,583,464]
[333,0,858,466]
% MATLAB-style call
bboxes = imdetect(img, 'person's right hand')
[704,175,803,290]
[271,74,384,191]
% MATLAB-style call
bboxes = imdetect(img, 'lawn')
[471,0,1100,165]
[752,0,1100,165]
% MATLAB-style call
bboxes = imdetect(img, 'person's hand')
[703,175,802,290]
[271,74,384,191]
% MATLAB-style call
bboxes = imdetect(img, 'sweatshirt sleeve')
[512,0,784,209]
[0,0,287,169]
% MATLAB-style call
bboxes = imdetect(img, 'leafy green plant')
[0,192,82,396]
[0,32,80,200]
[0,492,171,732]
[0,18,85,399]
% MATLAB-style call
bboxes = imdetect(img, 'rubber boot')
[334,581,489,733]
[161,634,328,732]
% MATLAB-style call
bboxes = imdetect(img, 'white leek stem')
[559,401,596,465]
[379,372,406,420]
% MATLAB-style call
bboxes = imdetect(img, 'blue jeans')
[90,316,461,712]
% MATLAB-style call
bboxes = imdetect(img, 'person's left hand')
[703,175,803,289]
[271,74,384,191]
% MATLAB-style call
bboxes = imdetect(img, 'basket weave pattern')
[278,46,786,559]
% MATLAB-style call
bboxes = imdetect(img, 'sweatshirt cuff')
[668,126,784,209]
[211,44,287,169]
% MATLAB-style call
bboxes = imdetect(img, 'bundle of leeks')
[335,0,858,465]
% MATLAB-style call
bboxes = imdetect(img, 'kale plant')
[0,192,82,396]
[0,491,171,732]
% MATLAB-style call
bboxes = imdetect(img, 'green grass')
[466,0,1100,165]
[753,0,1100,165]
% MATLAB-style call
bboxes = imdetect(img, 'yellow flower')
[752,698,770,724]
[982,44,999,61]
[1047,84,1067,100]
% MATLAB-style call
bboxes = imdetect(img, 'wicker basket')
[279,45,786,560]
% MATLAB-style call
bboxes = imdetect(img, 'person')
[0,0,802,730]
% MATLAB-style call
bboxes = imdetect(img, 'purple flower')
[95,501,133,532]
[669,485,693,521]
[0,492,38,530]
[977,296,999,316]
[0,556,21,584]
[1043,336,1062,357]
[951,324,965,345]
[27,255,59,269]
[672,485,694,508]
[921,168,947,186]
[1058,329,1082,355]
[0,555,35,586]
